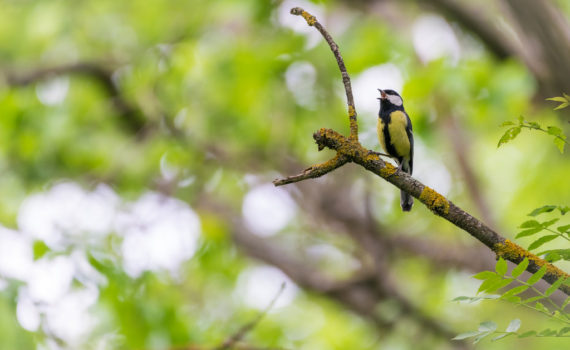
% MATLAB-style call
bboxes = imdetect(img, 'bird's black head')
[377,89,404,110]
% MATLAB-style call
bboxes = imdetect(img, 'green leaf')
[473,332,491,344]
[520,220,541,228]
[453,331,482,340]
[506,319,521,333]
[545,277,566,296]
[479,321,498,332]
[562,297,570,309]
[518,331,536,338]
[511,258,529,278]
[535,302,549,313]
[477,275,503,294]
[452,296,471,302]
[554,137,566,153]
[528,205,557,216]
[554,102,569,110]
[537,249,570,262]
[473,271,497,280]
[484,278,515,294]
[501,295,522,304]
[502,285,529,296]
[559,206,570,215]
[501,121,515,126]
[528,234,558,250]
[541,218,560,228]
[538,328,557,336]
[546,96,568,103]
[518,115,525,123]
[523,295,545,304]
[544,251,561,262]
[497,126,522,147]
[491,333,510,341]
[516,227,544,238]
[527,265,548,285]
[564,93,570,100]
[557,224,570,233]
[495,258,508,276]
[558,327,570,336]
[547,126,562,136]
[501,295,521,303]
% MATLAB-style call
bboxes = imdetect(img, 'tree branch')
[3,62,149,135]
[216,283,285,350]
[275,8,570,296]
[273,154,348,186]
[290,7,358,140]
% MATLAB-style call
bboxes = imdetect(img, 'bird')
[377,89,414,211]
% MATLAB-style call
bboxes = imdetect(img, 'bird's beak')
[377,89,387,100]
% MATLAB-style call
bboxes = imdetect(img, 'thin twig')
[290,7,358,140]
[216,283,286,350]
[273,154,348,186]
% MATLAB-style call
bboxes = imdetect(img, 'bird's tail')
[400,159,413,212]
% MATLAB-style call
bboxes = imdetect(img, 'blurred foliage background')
[0,0,569,349]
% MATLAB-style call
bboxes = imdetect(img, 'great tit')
[377,89,414,212]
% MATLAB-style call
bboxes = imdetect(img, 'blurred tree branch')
[225,205,467,348]
[276,7,570,296]
[2,62,149,135]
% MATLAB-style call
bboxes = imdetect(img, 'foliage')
[498,116,568,153]
[454,258,570,343]
[546,94,570,110]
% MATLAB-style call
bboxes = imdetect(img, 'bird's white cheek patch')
[387,94,403,106]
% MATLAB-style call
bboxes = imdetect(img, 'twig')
[290,7,358,140]
[273,154,348,186]
[216,283,286,350]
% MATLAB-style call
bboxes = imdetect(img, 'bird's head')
[377,89,404,108]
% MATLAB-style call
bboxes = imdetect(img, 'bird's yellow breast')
[377,110,410,159]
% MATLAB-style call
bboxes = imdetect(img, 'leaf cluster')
[516,205,570,262]
[498,116,568,153]
[454,258,570,343]
[546,94,570,110]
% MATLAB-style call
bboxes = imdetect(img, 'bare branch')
[217,284,285,350]
[3,62,148,135]
[230,216,465,346]
[273,154,348,186]
[290,7,358,140]
[445,117,497,229]
[424,0,516,59]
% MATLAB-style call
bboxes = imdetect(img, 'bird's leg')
[396,162,403,172]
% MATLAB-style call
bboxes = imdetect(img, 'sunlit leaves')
[511,258,529,278]
[526,265,548,286]
[546,94,570,110]
[498,117,568,153]
[516,205,570,254]
[453,319,521,343]
[528,205,558,216]
[495,257,507,276]
[497,125,522,147]
[455,257,570,343]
